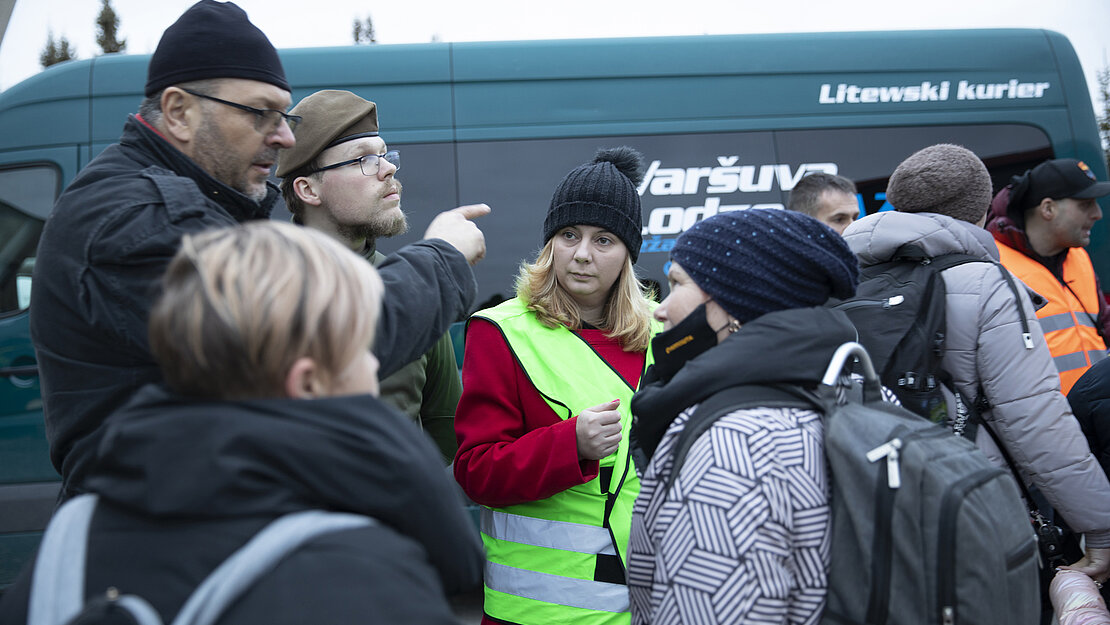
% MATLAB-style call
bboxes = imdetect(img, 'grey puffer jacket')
[843,211,1110,547]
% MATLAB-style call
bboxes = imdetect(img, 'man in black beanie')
[30,1,487,499]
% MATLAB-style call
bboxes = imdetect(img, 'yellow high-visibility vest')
[471,298,659,625]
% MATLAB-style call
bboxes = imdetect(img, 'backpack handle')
[821,342,884,404]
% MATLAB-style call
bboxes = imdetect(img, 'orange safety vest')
[995,241,1108,394]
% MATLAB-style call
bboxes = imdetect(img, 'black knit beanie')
[886,144,992,224]
[145,1,288,97]
[544,147,644,263]
[671,210,859,324]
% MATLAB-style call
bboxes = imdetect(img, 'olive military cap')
[275,90,379,178]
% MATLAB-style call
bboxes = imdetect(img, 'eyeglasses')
[182,88,302,134]
[310,150,401,176]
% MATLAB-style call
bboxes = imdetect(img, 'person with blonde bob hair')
[150,220,384,400]
[0,220,483,624]
[454,147,660,625]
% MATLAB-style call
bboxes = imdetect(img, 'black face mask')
[650,303,720,383]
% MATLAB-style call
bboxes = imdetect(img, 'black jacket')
[0,384,484,624]
[1067,359,1110,479]
[29,115,477,493]
[632,307,859,460]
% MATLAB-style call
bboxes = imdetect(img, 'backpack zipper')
[867,438,903,488]
[836,295,905,311]
[936,466,1008,625]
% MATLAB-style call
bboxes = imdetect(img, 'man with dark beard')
[31,2,487,498]
[278,90,463,463]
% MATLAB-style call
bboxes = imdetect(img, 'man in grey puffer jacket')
[842,144,1110,589]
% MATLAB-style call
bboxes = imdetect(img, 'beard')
[192,115,275,203]
[337,210,409,242]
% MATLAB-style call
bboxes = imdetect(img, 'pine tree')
[96,0,127,54]
[1098,65,1110,169]
[353,16,376,45]
[40,32,77,68]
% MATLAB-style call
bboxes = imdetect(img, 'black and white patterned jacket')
[628,307,858,624]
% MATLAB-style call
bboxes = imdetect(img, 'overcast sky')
[0,0,1107,114]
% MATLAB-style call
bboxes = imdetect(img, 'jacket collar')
[632,307,857,438]
[85,384,448,522]
[987,185,1067,277]
[123,115,278,223]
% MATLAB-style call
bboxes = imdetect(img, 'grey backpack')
[665,343,1040,625]
[27,494,375,625]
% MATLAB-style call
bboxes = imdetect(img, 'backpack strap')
[663,384,819,493]
[28,493,99,625]
[169,510,376,625]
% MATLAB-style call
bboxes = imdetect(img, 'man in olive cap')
[278,90,464,463]
[30,1,487,498]
[987,158,1110,394]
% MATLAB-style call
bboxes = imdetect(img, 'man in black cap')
[987,158,1110,394]
[30,1,487,498]
[278,90,463,464]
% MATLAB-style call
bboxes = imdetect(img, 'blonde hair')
[149,221,384,400]
[515,238,655,352]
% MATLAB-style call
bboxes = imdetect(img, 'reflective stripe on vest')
[485,561,631,613]
[481,508,616,555]
[995,241,1107,394]
[471,298,658,625]
[1039,311,1098,333]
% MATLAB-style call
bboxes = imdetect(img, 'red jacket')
[454,318,645,508]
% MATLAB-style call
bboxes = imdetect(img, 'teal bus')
[0,28,1106,588]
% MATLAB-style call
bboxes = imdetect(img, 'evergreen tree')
[1098,65,1110,168]
[40,32,77,68]
[95,0,127,54]
[353,16,376,44]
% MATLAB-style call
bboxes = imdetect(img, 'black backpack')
[832,244,1033,430]
[662,343,1040,625]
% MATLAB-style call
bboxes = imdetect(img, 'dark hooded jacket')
[627,307,857,624]
[29,115,476,496]
[1067,359,1110,479]
[0,384,484,624]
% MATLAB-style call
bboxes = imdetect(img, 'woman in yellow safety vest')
[454,147,660,625]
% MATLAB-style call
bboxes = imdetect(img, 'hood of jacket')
[84,383,482,586]
[632,307,858,431]
[88,384,457,519]
[842,210,999,267]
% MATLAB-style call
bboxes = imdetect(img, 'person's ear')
[159,87,202,147]
[1037,198,1056,221]
[284,357,325,399]
[293,176,323,207]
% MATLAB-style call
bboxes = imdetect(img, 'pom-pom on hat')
[886,144,992,224]
[544,147,645,263]
[145,1,288,97]
[671,209,859,324]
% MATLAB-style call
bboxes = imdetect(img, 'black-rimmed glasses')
[310,150,401,176]
[182,88,302,134]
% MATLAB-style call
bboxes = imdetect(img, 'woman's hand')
[1061,546,1110,585]
[576,399,622,460]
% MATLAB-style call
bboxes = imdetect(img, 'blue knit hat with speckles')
[671,209,859,323]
